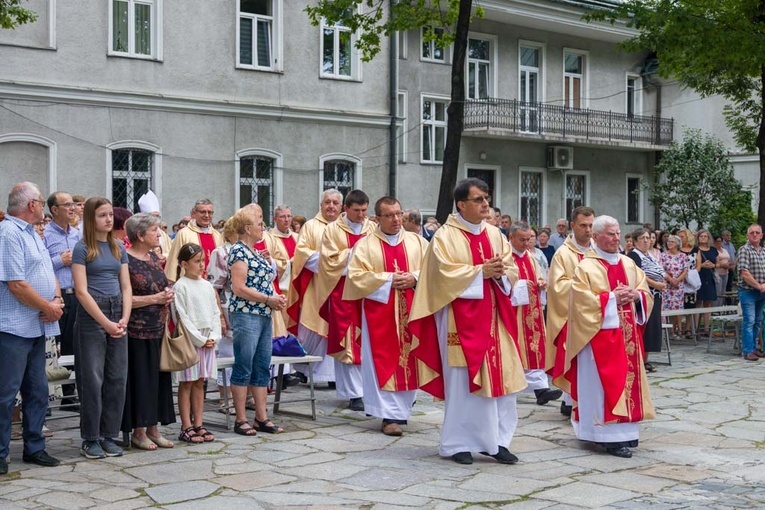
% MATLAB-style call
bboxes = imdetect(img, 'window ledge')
[419,58,448,65]
[0,43,56,51]
[419,161,443,166]
[319,74,362,83]
[107,52,163,63]
[235,65,284,74]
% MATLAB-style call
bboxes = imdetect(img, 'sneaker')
[99,439,124,457]
[80,440,106,459]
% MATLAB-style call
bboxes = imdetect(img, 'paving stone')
[274,451,345,467]
[162,495,266,509]
[87,486,142,503]
[3,488,51,501]
[280,462,369,481]
[458,472,563,496]
[33,491,97,509]
[214,471,296,491]
[402,482,522,504]
[144,480,219,504]
[532,481,639,508]
[575,472,677,493]
[346,490,431,506]
[125,459,213,484]
[336,467,436,491]
[638,464,719,483]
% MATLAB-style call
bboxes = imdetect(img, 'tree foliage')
[710,187,757,247]
[0,0,37,29]
[585,0,765,226]
[650,129,744,230]
[305,1,482,223]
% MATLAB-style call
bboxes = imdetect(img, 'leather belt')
[62,288,75,295]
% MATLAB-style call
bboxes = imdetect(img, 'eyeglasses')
[379,211,404,219]
[463,195,491,204]
[197,210,214,216]
[55,202,75,208]
[29,199,45,207]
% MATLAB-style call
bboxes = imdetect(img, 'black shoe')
[480,446,518,464]
[451,451,473,464]
[22,450,61,467]
[535,388,563,406]
[282,374,301,388]
[606,446,632,458]
[560,401,572,417]
[294,372,308,384]
[328,381,336,389]
[0,458,7,475]
[348,397,364,412]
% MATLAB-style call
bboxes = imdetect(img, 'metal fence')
[464,98,674,146]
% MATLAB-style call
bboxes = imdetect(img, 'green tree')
[650,129,744,230]
[710,188,757,247]
[305,0,482,223]
[585,0,765,226]
[0,0,37,29]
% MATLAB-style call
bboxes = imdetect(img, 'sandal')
[254,418,284,434]
[178,427,204,444]
[234,420,257,436]
[131,435,158,451]
[245,399,257,411]
[147,434,174,448]
[644,362,657,373]
[194,426,215,442]
[217,404,236,415]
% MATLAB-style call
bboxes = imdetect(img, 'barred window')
[520,171,543,226]
[112,148,153,212]
[565,173,587,215]
[323,159,355,199]
[239,155,274,215]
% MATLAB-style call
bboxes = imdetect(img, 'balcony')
[463,98,674,148]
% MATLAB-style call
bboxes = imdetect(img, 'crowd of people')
[1,177,760,476]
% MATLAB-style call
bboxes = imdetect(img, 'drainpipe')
[388,0,398,197]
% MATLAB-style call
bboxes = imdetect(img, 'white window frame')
[105,140,163,208]
[463,163,502,210]
[518,40,545,133]
[563,169,590,215]
[420,94,449,165]
[398,29,408,60]
[235,148,283,212]
[0,133,58,193]
[626,72,642,118]
[397,91,408,164]
[563,48,588,109]
[108,0,163,60]
[236,0,282,72]
[420,26,446,63]
[319,15,361,81]
[626,173,644,224]
[466,32,498,100]
[518,167,547,227]
[318,153,362,203]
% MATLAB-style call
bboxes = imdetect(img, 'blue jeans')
[0,332,48,459]
[738,289,765,355]
[230,313,272,387]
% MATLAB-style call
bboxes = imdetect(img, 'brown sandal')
[194,426,215,442]
[178,427,204,444]
[234,420,257,436]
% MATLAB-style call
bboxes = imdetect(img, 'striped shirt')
[43,220,81,290]
[0,215,60,338]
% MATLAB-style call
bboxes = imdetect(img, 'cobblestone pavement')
[1,337,764,509]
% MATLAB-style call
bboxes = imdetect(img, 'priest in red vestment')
[316,190,374,411]
[558,215,655,459]
[507,221,562,406]
[344,196,431,436]
[269,205,299,294]
[409,178,527,466]
[165,199,223,282]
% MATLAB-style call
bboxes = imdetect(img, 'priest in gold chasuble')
[287,189,342,383]
[409,178,527,466]
[561,215,655,459]
[316,190,374,411]
[344,197,431,436]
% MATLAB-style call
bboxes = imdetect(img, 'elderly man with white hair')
[555,215,654,459]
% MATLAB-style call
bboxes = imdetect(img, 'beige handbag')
[159,310,199,372]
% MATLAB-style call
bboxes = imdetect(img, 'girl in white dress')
[173,243,220,443]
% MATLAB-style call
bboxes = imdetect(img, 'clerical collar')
[575,241,591,253]
[512,247,526,257]
[456,213,482,235]
[199,226,210,233]
[343,215,363,235]
[594,246,619,264]
[276,227,290,235]
[382,230,400,245]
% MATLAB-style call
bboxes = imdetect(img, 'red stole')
[254,240,282,296]
[451,230,517,396]
[512,253,547,370]
[287,266,313,335]
[197,232,217,279]
[278,235,297,259]
[548,251,585,378]
[363,239,418,391]
[319,232,364,364]
[571,259,647,423]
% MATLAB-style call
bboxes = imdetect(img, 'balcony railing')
[464,98,674,146]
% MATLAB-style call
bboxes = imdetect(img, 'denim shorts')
[230,312,272,387]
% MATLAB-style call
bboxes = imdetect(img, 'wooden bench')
[662,305,740,352]
[217,354,323,429]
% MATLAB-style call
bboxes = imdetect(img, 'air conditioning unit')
[547,146,574,170]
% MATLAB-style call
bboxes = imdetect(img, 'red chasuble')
[197,232,217,280]
[254,239,282,296]
[570,259,648,423]
[548,251,585,379]
[319,232,364,364]
[278,235,297,259]
[451,230,518,396]
[363,239,418,391]
[512,252,547,370]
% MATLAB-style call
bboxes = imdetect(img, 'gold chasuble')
[344,229,431,391]
[409,215,527,399]
[165,220,224,282]
[269,228,298,259]
[254,231,290,338]
[286,213,331,337]
[559,252,655,424]
[511,251,547,370]
[545,236,592,383]
[316,214,375,365]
